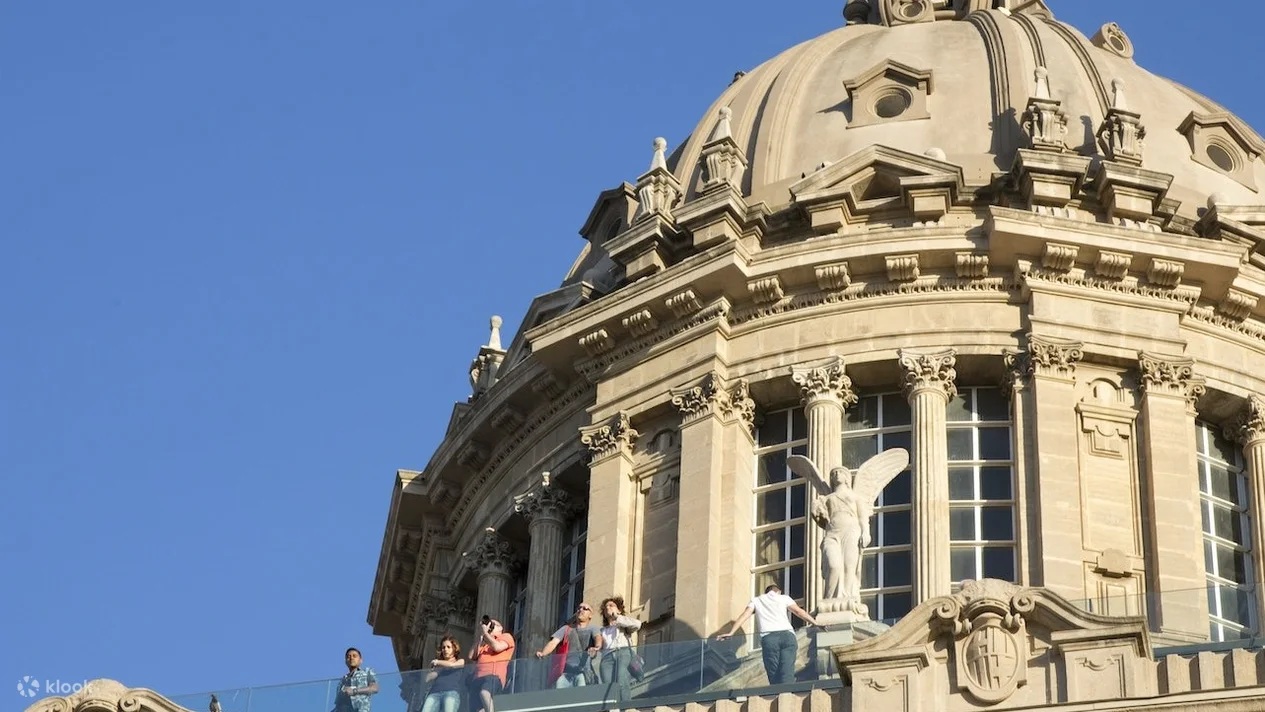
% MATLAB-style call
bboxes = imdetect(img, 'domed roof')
[667,2,1265,219]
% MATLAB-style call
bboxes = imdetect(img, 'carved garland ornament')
[898,348,958,400]
[791,356,859,408]
[579,411,639,462]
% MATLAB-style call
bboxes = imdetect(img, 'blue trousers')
[760,630,797,685]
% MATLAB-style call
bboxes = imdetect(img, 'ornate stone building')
[366,0,1265,690]
[34,2,1265,711]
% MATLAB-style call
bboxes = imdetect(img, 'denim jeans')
[420,690,459,712]
[598,647,632,703]
[760,630,797,685]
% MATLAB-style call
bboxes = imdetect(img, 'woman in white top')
[597,596,641,703]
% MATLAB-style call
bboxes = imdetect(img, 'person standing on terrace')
[469,616,515,712]
[420,634,465,712]
[597,597,641,704]
[535,601,602,688]
[333,647,379,712]
[716,584,818,685]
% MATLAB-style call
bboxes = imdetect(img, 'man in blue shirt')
[333,647,379,712]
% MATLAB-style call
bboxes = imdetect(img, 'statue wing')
[852,448,910,504]
[786,454,832,498]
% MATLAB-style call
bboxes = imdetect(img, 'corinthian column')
[1138,352,1208,640]
[468,529,519,626]
[670,372,758,637]
[791,356,858,612]
[580,412,639,603]
[1228,396,1265,616]
[515,483,576,650]
[899,348,957,603]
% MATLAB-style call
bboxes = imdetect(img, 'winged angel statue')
[787,449,909,616]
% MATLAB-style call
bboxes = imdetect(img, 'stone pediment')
[833,579,1154,711]
[25,679,192,712]
[790,145,966,232]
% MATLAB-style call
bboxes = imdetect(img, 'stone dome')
[666,2,1264,220]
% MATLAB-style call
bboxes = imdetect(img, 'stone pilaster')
[1228,396,1265,612]
[1138,352,1209,640]
[515,484,576,651]
[670,372,758,637]
[580,412,639,604]
[791,356,858,612]
[899,348,957,603]
[468,529,519,626]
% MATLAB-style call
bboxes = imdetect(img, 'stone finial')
[1097,79,1146,166]
[708,107,734,142]
[844,0,871,25]
[633,137,683,222]
[487,315,503,350]
[700,107,748,192]
[469,315,507,399]
[1020,67,1068,153]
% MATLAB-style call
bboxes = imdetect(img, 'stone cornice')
[580,411,639,463]
[899,348,958,400]
[574,296,733,383]
[1226,395,1265,447]
[791,355,859,408]
[1138,352,1206,410]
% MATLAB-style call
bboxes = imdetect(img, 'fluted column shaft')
[517,488,573,648]
[469,530,517,627]
[791,357,857,613]
[900,349,957,604]
[1230,396,1265,618]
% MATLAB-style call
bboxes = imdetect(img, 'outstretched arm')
[788,602,819,627]
[715,606,755,639]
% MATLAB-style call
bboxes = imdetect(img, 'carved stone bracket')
[457,441,490,471]
[579,411,639,462]
[1226,395,1265,446]
[898,348,958,400]
[1138,352,1206,411]
[791,356,859,408]
[466,529,520,578]
[670,372,757,433]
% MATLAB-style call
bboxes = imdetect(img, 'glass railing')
[1063,582,1265,654]
[166,627,864,712]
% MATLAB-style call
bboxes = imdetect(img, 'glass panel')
[791,409,808,440]
[978,427,1012,461]
[950,548,976,581]
[789,483,807,519]
[1212,505,1236,542]
[758,450,788,486]
[861,592,878,617]
[881,510,911,546]
[981,507,1014,540]
[950,507,976,541]
[790,523,805,559]
[755,569,780,595]
[759,490,787,523]
[1211,431,1241,465]
[755,530,786,567]
[882,591,913,621]
[949,467,975,499]
[883,550,912,587]
[946,393,973,422]
[975,388,1009,422]
[883,470,912,506]
[885,430,912,452]
[980,466,1013,500]
[1216,543,1249,584]
[758,412,788,446]
[861,552,878,588]
[982,546,1016,581]
[1208,464,1238,504]
[788,564,805,599]
[790,443,808,458]
[843,434,879,468]
[882,393,911,426]
[845,396,880,431]
[947,428,974,460]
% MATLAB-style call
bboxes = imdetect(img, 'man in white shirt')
[716,584,818,685]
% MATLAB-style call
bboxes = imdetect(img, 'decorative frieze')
[955,252,989,278]
[456,441,489,471]
[1027,334,1084,380]
[1095,251,1132,280]
[579,411,639,462]
[791,356,859,408]
[1146,258,1185,287]
[491,406,525,433]
[579,328,615,357]
[1138,352,1206,410]
[467,529,519,577]
[665,288,704,319]
[1041,242,1079,271]
[898,348,958,400]
[1226,395,1265,446]
[886,254,921,282]
[815,262,852,291]
[747,276,785,305]
[621,309,659,338]
[1218,289,1258,321]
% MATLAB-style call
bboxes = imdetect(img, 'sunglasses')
[577,605,592,611]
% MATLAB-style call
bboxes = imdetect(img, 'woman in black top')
[421,635,466,712]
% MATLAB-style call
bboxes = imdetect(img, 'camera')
[481,615,492,629]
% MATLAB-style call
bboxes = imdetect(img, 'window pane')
[755,530,785,567]
[1220,586,1254,626]
[950,508,976,541]
[845,396,879,431]
[1211,432,1241,465]
[788,564,805,599]
[981,507,1014,540]
[883,551,912,587]
[881,510,911,546]
[951,548,976,581]
[1208,465,1239,505]
[1216,543,1250,584]
[882,394,911,426]
[976,389,1009,422]
[947,429,974,461]
[978,427,1012,461]
[755,570,780,595]
[1212,505,1236,542]
[884,430,912,453]
[946,393,973,422]
[843,435,879,469]
[980,466,1013,500]
[759,490,787,523]
[789,524,805,560]
[882,592,912,621]
[758,450,788,486]
[758,413,788,446]
[791,443,808,458]
[790,483,807,519]
[861,553,878,588]
[882,470,912,506]
[982,546,1016,581]
[949,467,975,500]
[791,409,808,440]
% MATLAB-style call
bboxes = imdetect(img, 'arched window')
[557,515,587,627]
[947,387,1017,586]
[1196,420,1256,641]
[753,408,810,603]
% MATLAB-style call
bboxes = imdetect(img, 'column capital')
[1138,351,1206,411]
[1226,395,1265,447]
[580,412,639,463]
[466,529,521,579]
[514,482,576,527]
[899,348,958,401]
[1026,334,1084,380]
[670,372,756,434]
[791,356,859,408]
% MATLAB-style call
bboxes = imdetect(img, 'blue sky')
[3,0,1263,702]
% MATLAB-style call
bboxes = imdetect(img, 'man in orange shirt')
[469,616,515,712]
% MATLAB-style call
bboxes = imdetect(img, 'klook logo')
[15,677,88,698]
[16,676,40,698]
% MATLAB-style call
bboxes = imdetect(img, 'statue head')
[828,466,854,489]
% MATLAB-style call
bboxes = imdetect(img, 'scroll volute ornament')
[898,348,958,400]
[579,412,639,462]
[791,356,859,408]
